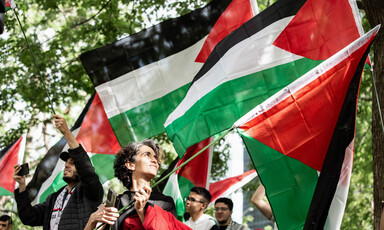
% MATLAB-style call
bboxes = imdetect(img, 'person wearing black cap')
[13,115,103,230]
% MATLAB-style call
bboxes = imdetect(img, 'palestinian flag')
[27,93,121,203]
[164,0,365,156]
[234,26,379,230]
[80,0,258,146]
[208,169,257,206]
[163,137,213,221]
[0,135,26,196]
[5,0,15,11]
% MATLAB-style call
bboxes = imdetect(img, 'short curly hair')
[114,139,163,190]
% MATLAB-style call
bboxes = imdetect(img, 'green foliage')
[1,197,41,230]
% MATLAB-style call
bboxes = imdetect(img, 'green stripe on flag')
[239,129,318,230]
[91,154,116,183]
[39,154,115,203]
[178,175,195,200]
[168,58,323,156]
[39,171,66,203]
[109,84,190,145]
[0,187,13,196]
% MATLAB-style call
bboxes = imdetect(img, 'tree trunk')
[363,0,384,229]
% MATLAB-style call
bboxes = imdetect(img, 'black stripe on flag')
[80,0,233,87]
[26,93,95,200]
[303,42,373,229]
[190,0,306,85]
[0,138,19,163]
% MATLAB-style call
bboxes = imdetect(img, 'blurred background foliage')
[0,0,377,229]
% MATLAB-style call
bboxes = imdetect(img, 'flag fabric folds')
[208,169,257,206]
[234,26,379,230]
[80,0,257,147]
[163,138,213,221]
[0,135,26,196]
[5,0,15,11]
[27,93,121,203]
[164,0,365,157]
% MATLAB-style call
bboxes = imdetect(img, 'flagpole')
[94,128,234,229]
[371,65,384,135]
[12,8,56,115]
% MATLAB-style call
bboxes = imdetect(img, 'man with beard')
[0,215,12,230]
[13,115,103,230]
[214,198,250,230]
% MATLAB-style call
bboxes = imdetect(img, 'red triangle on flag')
[176,137,212,188]
[209,169,257,203]
[0,136,25,193]
[195,0,254,63]
[273,0,361,60]
[76,93,121,155]
[241,30,374,171]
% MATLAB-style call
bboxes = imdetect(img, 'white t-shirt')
[185,214,217,230]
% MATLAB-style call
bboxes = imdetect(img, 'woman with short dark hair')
[85,140,191,230]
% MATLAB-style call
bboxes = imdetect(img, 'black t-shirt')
[219,225,228,230]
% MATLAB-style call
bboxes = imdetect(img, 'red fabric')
[195,0,254,63]
[273,0,361,60]
[123,214,143,230]
[209,169,256,202]
[76,93,121,155]
[241,34,374,171]
[124,204,191,230]
[0,136,23,192]
[123,205,191,230]
[175,137,212,187]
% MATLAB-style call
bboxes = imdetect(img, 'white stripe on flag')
[208,170,258,208]
[324,140,354,230]
[95,37,206,119]
[234,26,380,128]
[165,17,305,127]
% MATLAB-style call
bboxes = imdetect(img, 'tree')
[362,0,384,229]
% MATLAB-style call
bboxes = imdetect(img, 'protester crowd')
[6,115,383,229]
[2,115,283,230]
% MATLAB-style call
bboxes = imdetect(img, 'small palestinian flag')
[234,26,379,230]
[0,135,26,196]
[5,0,15,11]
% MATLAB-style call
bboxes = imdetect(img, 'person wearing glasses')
[214,198,250,230]
[185,187,219,230]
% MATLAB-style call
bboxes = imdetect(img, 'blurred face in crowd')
[214,202,232,226]
[0,220,11,230]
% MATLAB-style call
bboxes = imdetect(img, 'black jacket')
[14,145,103,229]
[112,190,176,230]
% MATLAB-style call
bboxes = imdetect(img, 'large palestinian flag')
[165,0,365,156]
[0,135,26,196]
[163,138,213,221]
[27,93,121,203]
[234,26,379,230]
[80,0,258,146]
